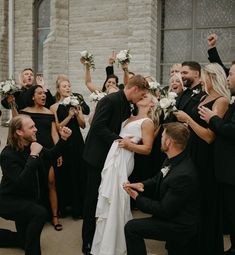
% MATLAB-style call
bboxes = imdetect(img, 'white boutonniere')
[160,165,170,178]
[230,96,235,104]
[191,88,200,97]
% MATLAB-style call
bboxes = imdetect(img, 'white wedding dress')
[91,118,150,255]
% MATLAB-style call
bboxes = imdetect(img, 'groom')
[82,75,149,254]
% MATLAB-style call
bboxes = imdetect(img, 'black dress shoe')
[82,243,91,254]
[224,248,235,255]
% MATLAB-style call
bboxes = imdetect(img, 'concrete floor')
[0,125,231,255]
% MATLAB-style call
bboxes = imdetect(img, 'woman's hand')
[198,106,217,123]
[174,110,190,124]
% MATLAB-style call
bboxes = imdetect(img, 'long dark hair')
[101,74,119,92]
[26,85,43,107]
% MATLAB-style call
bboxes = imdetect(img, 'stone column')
[43,0,69,93]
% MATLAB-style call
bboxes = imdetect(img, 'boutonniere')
[191,88,200,97]
[230,96,235,104]
[160,165,170,178]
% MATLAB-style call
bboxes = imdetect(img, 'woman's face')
[170,76,183,94]
[33,87,46,106]
[58,80,71,98]
[136,93,155,108]
[105,78,118,93]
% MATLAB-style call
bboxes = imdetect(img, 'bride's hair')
[147,95,160,130]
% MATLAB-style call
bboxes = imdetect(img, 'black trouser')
[124,217,197,255]
[0,197,48,255]
[82,162,101,251]
[221,183,235,249]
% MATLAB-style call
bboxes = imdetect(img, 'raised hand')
[108,50,116,65]
[30,142,43,156]
[207,33,218,48]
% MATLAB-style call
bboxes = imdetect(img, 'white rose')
[160,98,171,109]
[149,81,160,90]
[2,83,11,93]
[80,50,88,58]
[63,96,71,105]
[117,51,127,61]
[168,91,177,99]
[70,97,79,106]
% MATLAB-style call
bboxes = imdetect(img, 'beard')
[23,134,37,144]
[183,78,194,88]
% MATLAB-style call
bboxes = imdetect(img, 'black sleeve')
[208,47,229,76]
[106,66,114,77]
[1,97,9,109]
[136,175,194,219]
[209,114,235,142]
[41,139,67,161]
[45,90,55,108]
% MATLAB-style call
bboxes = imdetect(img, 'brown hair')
[163,122,190,150]
[126,74,149,90]
[55,74,70,102]
[7,115,31,151]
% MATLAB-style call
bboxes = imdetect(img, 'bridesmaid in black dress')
[50,74,86,219]
[174,63,230,255]
[20,85,62,230]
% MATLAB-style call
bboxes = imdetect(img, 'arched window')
[158,0,235,85]
[34,0,50,74]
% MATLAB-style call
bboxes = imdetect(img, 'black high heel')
[52,215,63,231]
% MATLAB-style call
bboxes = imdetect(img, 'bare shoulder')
[50,103,59,113]
[214,96,229,107]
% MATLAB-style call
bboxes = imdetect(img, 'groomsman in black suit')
[81,75,149,255]
[199,61,235,255]
[176,61,205,116]
[124,122,200,255]
[1,68,55,111]
[0,115,72,255]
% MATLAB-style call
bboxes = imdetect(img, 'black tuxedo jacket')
[208,47,229,76]
[83,90,131,169]
[176,84,205,117]
[136,151,200,228]
[1,87,55,110]
[209,103,235,185]
[0,139,66,204]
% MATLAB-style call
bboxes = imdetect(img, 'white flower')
[80,50,95,70]
[62,96,71,105]
[149,81,160,90]
[191,88,200,96]
[116,49,132,66]
[89,90,107,102]
[230,96,235,104]
[168,91,177,100]
[70,95,80,106]
[161,166,170,178]
[2,83,11,93]
[159,98,171,109]
[0,79,19,98]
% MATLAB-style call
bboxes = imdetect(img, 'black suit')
[82,90,131,251]
[209,102,235,248]
[0,139,66,255]
[208,47,229,76]
[125,151,200,255]
[1,87,55,110]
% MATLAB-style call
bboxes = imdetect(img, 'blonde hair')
[55,74,70,102]
[168,72,184,92]
[147,95,160,129]
[201,63,230,100]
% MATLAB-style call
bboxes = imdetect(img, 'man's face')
[22,69,34,88]
[18,117,37,145]
[130,87,148,104]
[181,66,196,88]
[161,130,170,153]
[227,64,235,96]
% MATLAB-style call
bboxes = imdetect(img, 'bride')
[91,92,159,255]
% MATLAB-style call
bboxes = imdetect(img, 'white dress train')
[91,118,150,255]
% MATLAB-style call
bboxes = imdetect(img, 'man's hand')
[30,142,43,156]
[207,33,217,49]
[123,182,144,192]
[7,95,15,104]
[59,126,72,140]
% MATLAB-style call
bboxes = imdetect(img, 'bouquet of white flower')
[80,50,95,70]
[116,49,132,67]
[61,95,80,107]
[89,90,107,102]
[0,79,19,98]
[158,91,178,119]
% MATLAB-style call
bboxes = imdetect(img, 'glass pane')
[194,28,235,63]
[162,30,192,63]
[196,0,235,27]
[37,29,50,73]
[38,0,50,28]
[161,65,172,87]
[164,0,192,29]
